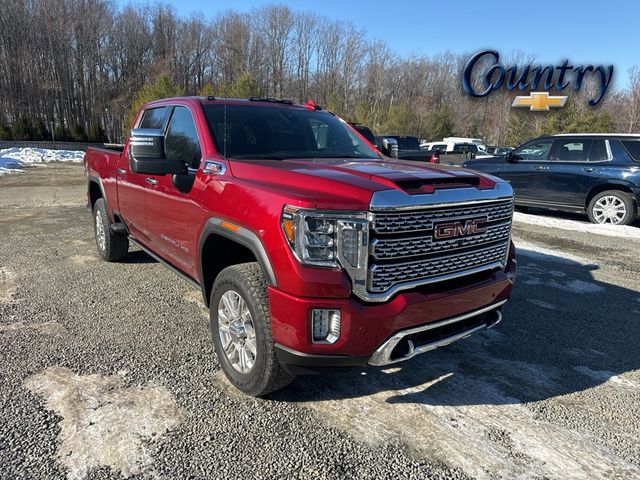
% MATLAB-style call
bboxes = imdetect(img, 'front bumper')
[269,258,516,373]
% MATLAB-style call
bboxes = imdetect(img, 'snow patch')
[299,354,639,479]
[0,321,65,335]
[564,279,605,294]
[574,366,639,390]
[0,267,17,304]
[0,147,84,176]
[515,239,594,265]
[526,299,557,310]
[514,211,640,239]
[24,366,185,480]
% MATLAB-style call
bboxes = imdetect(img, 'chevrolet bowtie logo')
[511,92,568,111]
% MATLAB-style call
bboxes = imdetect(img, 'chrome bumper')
[368,300,507,366]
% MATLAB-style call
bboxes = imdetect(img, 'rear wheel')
[210,263,293,396]
[587,190,636,225]
[93,198,129,261]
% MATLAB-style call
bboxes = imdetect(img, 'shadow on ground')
[273,247,640,406]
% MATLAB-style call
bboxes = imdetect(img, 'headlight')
[281,206,369,268]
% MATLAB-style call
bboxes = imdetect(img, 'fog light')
[311,309,341,344]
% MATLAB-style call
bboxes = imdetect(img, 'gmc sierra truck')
[84,96,517,396]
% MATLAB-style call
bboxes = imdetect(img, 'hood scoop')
[395,176,490,195]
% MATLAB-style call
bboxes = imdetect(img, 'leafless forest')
[1,0,639,144]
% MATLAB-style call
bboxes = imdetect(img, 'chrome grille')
[373,200,513,233]
[368,244,509,293]
[367,199,513,296]
[371,222,511,260]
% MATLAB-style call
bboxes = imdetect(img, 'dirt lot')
[1,163,639,480]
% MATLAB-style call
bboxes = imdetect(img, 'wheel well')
[586,184,635,209]
[200,234,257,307]
[89,181,102,209]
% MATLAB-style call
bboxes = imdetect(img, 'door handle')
[533,165,548,171]
[145,177,158,186]
[116,168,126,175]
[582,167,595,173]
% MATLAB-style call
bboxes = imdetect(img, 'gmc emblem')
[434,219,486,240]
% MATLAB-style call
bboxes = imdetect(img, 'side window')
[139,107,168,129]
[165,106,202,169]
[553,138,592,162]
[512,138,554,161]
[620,140,640,161]
[588,139,609,161]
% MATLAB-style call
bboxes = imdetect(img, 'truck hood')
[228,157,502,210]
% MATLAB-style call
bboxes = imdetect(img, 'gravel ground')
[1,163,639,479]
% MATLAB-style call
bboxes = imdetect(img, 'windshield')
[203,104,379,160]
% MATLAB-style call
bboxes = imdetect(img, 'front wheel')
[587,190,636,225]
[210,263,293,396]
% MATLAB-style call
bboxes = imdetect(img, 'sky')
[118,0,640,88]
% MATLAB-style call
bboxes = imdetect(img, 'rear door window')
[139,107,169,129]
[588,139,609,161]
[553,138,592,162]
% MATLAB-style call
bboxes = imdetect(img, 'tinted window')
[621,140,640,161]
[513,138,553,160]
[453,143,478,153]
[351,125,375,144]
[554,138,591,162]
[388,136,420,150]
[432,144,447,152]
[165,106,201,168]
[204,105,378,160]
[140,107,168,129]
[588,139,609,161]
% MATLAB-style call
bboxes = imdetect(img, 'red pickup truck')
[84,96,516,396]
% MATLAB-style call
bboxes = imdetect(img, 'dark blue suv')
[464,134,640,225]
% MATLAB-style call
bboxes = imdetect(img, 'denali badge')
[434,219,486,240]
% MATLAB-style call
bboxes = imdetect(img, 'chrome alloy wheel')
[95,208,106,251]
[217,290,257,374]
[592,195,627,224]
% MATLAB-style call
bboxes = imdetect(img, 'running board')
[129,238,201,289]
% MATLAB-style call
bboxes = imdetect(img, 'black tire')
[92,198,129,261]
[587,190,636,226]
[210,263,294,396]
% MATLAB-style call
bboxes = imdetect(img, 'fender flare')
[87,175,108,211]
[198,217,277,302]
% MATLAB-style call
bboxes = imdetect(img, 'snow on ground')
[514,238,594,265]
[0,147,84,176]
[514,211,640,239]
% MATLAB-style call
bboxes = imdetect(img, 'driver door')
[144,105,203,277]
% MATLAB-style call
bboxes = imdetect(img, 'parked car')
[84,96,516,396]
[463,134,640,225]
[420,141,492,164]
[485,146,514,156]
[443,137,487,151]
[375,134,440,163]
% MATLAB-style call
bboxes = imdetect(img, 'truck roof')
[144,96,317,111]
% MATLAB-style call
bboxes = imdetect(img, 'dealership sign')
[462,50,614,110]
